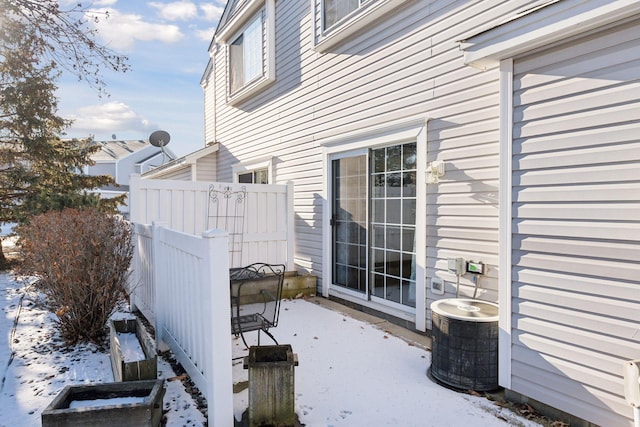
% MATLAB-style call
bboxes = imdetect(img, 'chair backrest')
[230,263,285,327]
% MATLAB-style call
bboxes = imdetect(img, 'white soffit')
[459,0,640,70]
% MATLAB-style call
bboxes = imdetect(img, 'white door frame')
[319,116,428,331]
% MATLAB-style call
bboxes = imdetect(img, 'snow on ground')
[0,272,205,427]
[233,299,541,427]
[1,262,541,427]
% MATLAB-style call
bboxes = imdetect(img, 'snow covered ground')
[0,273,205,427]
[233,299,542,427]
[1,261,542,426]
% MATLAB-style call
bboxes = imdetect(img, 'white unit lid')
[430,298,498,322]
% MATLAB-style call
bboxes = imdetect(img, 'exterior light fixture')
[426,160,446,184]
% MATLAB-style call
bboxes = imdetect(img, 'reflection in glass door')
[332,155,367,294]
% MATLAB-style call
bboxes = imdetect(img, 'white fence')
[129,175,294,270]
[130,222,232,426]
[129,223,155,323]
[126,176,294,426]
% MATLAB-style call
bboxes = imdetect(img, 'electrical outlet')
[466,261,485,274]
[447,258,465,275]
[431,277,444,295]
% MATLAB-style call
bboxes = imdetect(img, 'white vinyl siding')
[207,0,545,321]
[510,19,640,427]
[203,59,216,145]
[195,155,217,181]
[152,167,192,181]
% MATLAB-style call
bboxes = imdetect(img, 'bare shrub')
[18,208,133,344]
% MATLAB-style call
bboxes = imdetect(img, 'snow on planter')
[109,317,157,382]
[41,379,165,427]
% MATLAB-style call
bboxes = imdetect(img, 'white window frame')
[319,116,428,331]
[232,157,273,184]
[313,0,411,52]
[216,0,275,105]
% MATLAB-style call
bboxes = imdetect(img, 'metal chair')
[229,263,285,348]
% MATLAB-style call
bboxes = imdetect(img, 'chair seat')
[231,314,274,335]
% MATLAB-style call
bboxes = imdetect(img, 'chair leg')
[263,329,278,345]
[240,331,249,349]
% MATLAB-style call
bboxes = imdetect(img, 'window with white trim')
[232,158,273,184]
[323,0,368,31]
[315,0,410,52]
[216,0,275,105]
[229,11,264,94]
[238,168,269,184]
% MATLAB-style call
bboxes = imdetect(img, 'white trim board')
[498,58,513,390]
[460,0,640,69]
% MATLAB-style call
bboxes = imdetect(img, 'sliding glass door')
[331,142,417,308]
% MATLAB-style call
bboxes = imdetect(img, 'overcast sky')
[57,0,225,157]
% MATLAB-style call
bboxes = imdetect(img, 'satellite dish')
[149,130,171,147]
[149,130,171,165]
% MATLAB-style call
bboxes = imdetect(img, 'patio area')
[231,296,542,427]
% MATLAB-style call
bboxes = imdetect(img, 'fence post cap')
[202,228,228,238]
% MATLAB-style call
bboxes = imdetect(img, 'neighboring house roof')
[90,140,156,161]
[142,143,219,179]
[87,139,176,186]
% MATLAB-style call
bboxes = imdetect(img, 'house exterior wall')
[196,154,217,181]
[87,145,170,185]
[152,167,193,181]
[203,60,217,145]
[207,0,549,327]
[88,162,116,180]
[136,152,171,175]
[508,18,640,427]
[117,148,167,186]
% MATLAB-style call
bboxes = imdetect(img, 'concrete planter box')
[41,380,165,427]
[244,345,298,427]
[109,318,157,382]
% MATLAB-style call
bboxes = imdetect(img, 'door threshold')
[327,291,420,332]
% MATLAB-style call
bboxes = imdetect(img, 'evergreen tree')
[0,17,123,267]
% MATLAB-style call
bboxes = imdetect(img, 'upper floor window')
[215,0,275,105]
[230,11,264,94]
[314,0,410,52]
[323,0,368,31]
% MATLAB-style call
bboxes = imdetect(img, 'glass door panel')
[332,155,367,294]
[369,142,417,308]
